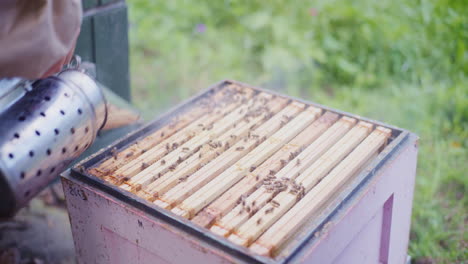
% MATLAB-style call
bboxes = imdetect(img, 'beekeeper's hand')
[0,0,82,79]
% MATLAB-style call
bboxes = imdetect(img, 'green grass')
[127,0,467,262]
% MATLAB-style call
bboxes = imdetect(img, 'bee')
[271,200,280,207]
[269,170,276,175]
[296,159,301,166]
[178,176,188,183]
[125,152,134,158]
[169,164,176,171]
[141,149,147,154]
[172,142,179,150]
[280,159,287,166]
[110,147,118,160]
[161,132,165,137]
[275,181,284,187]
[252,201,256,207]
[161,160,166,165]
[265,207,274,214]
[198,153,202,158]
[267,175,276,180]
[256,218,262,225]
[177,156,183,163]
[141,162,149,170]
[250,166,256,172]
[182,147,190,152]
[165,143,170,151]
[289,189,299,195]
[77,165,86,173]
[289,152,295,161]
[255,175,260,181]
[236,146,244,151]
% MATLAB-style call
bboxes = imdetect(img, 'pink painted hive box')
[62,80,418,264]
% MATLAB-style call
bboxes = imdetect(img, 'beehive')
[64,81,418,264]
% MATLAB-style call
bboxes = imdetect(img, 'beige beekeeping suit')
[0,0,82,79]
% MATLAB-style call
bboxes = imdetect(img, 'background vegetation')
[127,0,467,262]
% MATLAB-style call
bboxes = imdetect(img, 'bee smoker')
[0,60,107,218]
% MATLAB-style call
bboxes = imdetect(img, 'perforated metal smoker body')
[62,80,418,264]
[0,70,106,217]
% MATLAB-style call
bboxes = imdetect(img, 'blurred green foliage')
[127,0,467,262]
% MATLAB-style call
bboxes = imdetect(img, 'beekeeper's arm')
[0,0,82,79]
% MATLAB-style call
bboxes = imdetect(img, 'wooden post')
[76,0,131,100]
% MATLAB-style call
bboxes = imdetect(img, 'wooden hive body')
[62,80,418,264]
